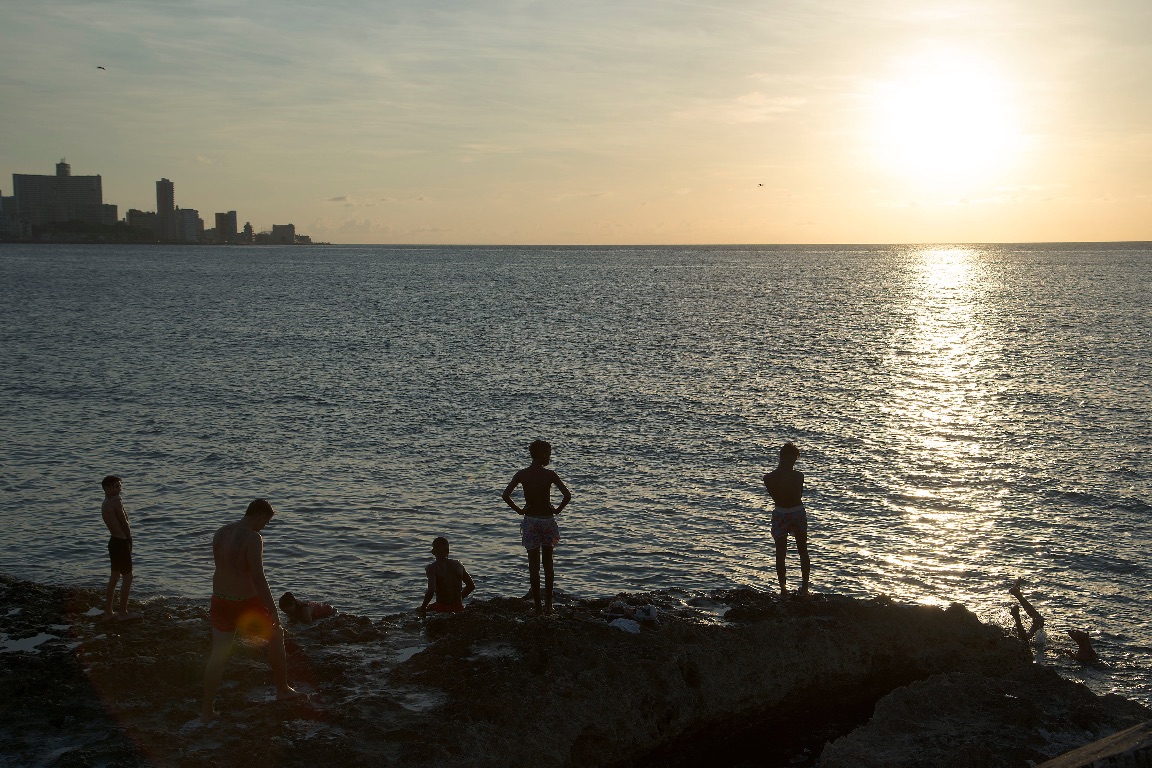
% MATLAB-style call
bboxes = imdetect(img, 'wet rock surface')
[0,575,1143,768]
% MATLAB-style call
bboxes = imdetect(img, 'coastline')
[2,574,1147,767]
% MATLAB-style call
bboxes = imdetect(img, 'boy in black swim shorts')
[101,475,137,621]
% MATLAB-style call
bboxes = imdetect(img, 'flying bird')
[97,66,106,70]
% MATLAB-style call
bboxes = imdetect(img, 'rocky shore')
[1,575,1147,767]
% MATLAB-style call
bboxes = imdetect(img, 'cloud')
[673,92,805,124]
[326,195,350,202]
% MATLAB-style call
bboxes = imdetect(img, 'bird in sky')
[97,66,106,70]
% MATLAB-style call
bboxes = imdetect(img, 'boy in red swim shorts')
[200,499,304,723]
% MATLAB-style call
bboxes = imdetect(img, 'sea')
[1,242,1149,705]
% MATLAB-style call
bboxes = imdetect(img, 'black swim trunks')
[108,537,133,575]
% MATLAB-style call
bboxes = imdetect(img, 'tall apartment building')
[241,222,254,243]
[176,208,204,243]
[12,160,110,226]
[156,178,176,242]
[214,211,238,243]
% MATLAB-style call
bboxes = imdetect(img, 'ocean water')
[1,243,1149,704]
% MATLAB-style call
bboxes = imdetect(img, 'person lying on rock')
[279,592,336,624]
[1008,579,1098,663]
[419,537,475,615]
[503,439,571,616]
[763,442,810,599]
[200,499,304,724]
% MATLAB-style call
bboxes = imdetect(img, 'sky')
[1,0,1150,244]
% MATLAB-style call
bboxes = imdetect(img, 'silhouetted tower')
[56,159,71,177]
[156,178,175,242]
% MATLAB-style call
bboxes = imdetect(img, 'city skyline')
[1,0,1150,245]
[0,158,307,243]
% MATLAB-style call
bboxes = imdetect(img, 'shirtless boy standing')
[763,442,810,598]
[101,476,137,620]
[418,537,475,615]
[503,440,571,616]
[200,499,302,723]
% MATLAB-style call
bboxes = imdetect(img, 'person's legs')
[796,533,811,595]
[527,547,542,615]
[104,571,120,618]
[773,535,788,597]
[1009,580,1044,626]
[118,573,133,614]
[200,628,235,722]
[542,546,555,613]
[266,625,299,699]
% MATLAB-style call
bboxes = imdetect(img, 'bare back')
[505,464,571,518]
[211,521,263,599]
[427,559,467,605]
[763,467,804,508]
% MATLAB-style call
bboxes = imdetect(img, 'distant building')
[125,209,158,238]
[214,210,237,243]
[176,207,204,243]
[0,192,15,238]
[270,223,296,245]
[156,178,175,242]
[12,159,106,226]
[241,221,254,243]
[295,234,312,244]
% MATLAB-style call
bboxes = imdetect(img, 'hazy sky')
[2,0,1149,244]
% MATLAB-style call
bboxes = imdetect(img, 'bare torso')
[427,559,466,605]
[211,521,262,599]
[507,464,570,517]
[102,496,130,539]
[763,467,804,508]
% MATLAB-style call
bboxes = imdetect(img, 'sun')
[868,52,1023,185]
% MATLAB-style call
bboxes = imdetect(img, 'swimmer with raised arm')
[1008,578,1098,663]
[763,442,810,599]
[200,499,303,723]
[503,440,571,616]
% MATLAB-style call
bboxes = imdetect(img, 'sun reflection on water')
[870,247,1003,607]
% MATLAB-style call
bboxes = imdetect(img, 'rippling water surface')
[1,243,1149,703]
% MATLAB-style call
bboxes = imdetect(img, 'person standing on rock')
[100,475,139,621]
[200,499,303,724]
[763,442,810,599]
[503,440,571,616]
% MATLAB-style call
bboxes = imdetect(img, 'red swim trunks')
[210,595,274,638]
[430,602,465,613]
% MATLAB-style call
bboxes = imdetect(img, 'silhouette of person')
[763,442,810,598]
[100,475,139,621]
[503,440,571,616]
[418,536,475,615]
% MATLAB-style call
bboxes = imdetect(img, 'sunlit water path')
[1,243,1148,703]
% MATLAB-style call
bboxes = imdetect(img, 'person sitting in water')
[1008,578,1098,662]
[278,592,336,624]
[418,537,475,615]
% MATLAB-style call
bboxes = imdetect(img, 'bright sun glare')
[870,53,1022,185]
